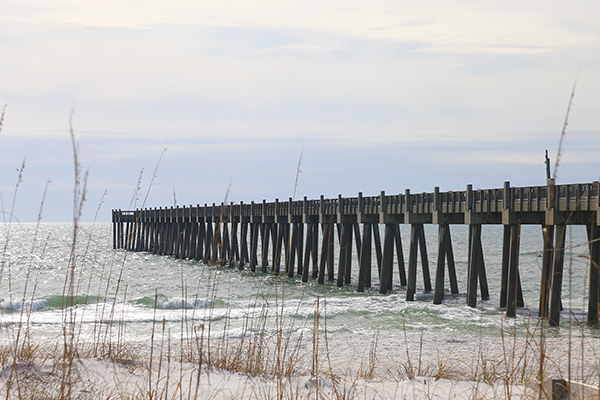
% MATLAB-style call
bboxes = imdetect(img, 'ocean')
[1,221,597,348]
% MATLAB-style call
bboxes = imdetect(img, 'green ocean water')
[0,222,597,345]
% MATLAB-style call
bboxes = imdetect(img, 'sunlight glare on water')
[0,222,597,345]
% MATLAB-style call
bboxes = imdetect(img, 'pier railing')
[112,180,600,327]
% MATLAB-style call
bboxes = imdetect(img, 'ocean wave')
[134,295,212,309]
[0,295,104,311]
[0,298,49,311]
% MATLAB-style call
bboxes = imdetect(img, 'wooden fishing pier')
[112,180,600,327]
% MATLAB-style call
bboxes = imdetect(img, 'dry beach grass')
[2,206,600,399]
[1,104,600,399]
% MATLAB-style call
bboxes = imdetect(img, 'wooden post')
[143,209,149,251]
[285,198,294,276]
[156,208,162,255]
[393,224,407,287]
[181,207,188,258]
[500,181,512,310]
[354,223,362,263]
[271,199,279,272]
[406,224,419,301]
[337,222,347,287]
[239,222,248,269]
[134,210,141,252]
[112,210,117,249]
[302,222,313,282]
[118,210,123,249]
[261,223,271,273]
[327,222,335,282]
[135,210,140,251]
[358,223,372,292]
[221,217,230,265]
[157,208,163,254]
[130,210,136,251]
[210,204,219,263]
[433,224,448,305]
[204,221,213,264]
[180,207,188,258]
[117,209,122,249]
[165,207,176,256]
[300,196,309,280]
[121,209,126,249]
[145,208,156,253]
[311,223,319,279]
[539,224,554,318]
[147,208,154,253]
[467,224,481,308]
[445,227,458,294]
[318,223,332,284]
[142,209,148,252]
[193,206,200,259]
[183,207,192,259]
[288,223,298,277]
[336,196,347,286]
[134,210,139,250]
[163,207,171,256]
[168,207,176,256]
[588,223,600,322]
[296,222,304,276]
[155,208,162,254]
[418,225,432,292]
[281,222,290,274]
[506,224,521,318]
[274,222,285,274]
[249,222,259,272]
[380,223,395,293]
[179,207,186,258]
[166,208,174,256]
[226,205,233,262]
[549,224,566,326]
[145,209,152,252]
[196,208,205,261]
[119,210,123,249]
[478,236,490,301]
[335,193,351,284]
[175,207,182,257]
[229,219,238,267]
[148,209,155,252]
[372,224,383,278]
[343,224,352,284]
[270,222,278,271]
[500,225,510,308]
[140,209,146,252]
[124,214,131,250]
[189,207,198,260]
[261,199,268,272]
[212,212,222,264]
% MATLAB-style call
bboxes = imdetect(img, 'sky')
[0,1,599,222]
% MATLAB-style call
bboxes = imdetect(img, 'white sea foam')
[0,298,49,311]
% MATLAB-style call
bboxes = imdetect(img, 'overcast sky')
[1,1,599,222]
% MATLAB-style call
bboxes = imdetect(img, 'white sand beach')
[2,331,598,399]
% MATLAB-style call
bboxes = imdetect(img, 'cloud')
[413,45,557,55]
[257,44,343,54]
[4,1,599,53]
